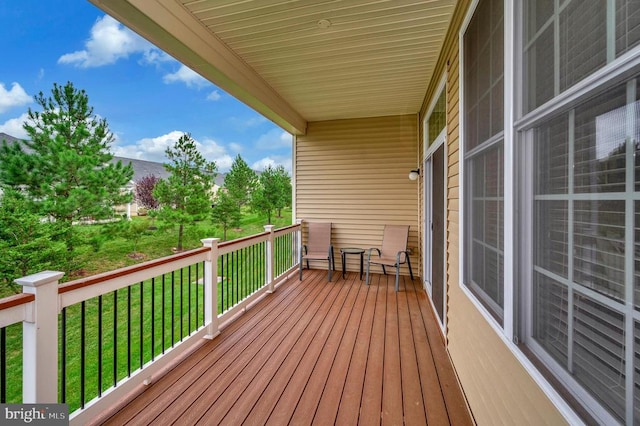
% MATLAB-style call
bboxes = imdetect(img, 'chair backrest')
[380,225,410,261]
[306,222,332,252]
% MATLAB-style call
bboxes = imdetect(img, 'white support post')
[264,225,275,293]
[201,238,220,340]
[16,270,65,403]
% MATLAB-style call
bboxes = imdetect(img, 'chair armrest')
[367,248,381,261]
[396,250,409,264]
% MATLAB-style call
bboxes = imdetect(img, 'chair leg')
[365,260,371,285]
[406,256,414,280]
[381,265,387,275]
[299,257,303,281]
[328,257,332,282]
[395,266,400,292]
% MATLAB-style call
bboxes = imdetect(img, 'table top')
[340,247,365,254]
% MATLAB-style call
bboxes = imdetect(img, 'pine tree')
[0,81,133,252]
[0,188,66,293]
[211,190,241,240]
[251,165,286,224]
[273,165,292,217]
[224,154,257,209]
[153,133,217,251]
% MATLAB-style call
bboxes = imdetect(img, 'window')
[524,0,640,114]
[527,74,640,425]
[463,0,504,323]
[522,3,640,423]
[426,89,446,147]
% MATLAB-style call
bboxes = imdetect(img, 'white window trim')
[423,76,448,334]
[423,75,447,156]
[458,1,583,424]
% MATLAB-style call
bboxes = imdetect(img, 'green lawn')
[2,209,294,412]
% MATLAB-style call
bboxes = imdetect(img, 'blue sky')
[0,1,292,173]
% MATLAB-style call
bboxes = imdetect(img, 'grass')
[2,209,294,412]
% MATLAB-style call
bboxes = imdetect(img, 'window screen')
[463,0,504,322]
[524,0,640,114]
[529,75,640,424]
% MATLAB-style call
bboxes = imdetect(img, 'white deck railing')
[0,223,302,425]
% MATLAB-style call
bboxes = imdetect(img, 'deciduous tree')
[135,174,160,210]
[153,133,217,251]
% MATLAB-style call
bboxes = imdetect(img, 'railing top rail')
[219,231,270,249]
[59,246,210,294]
[274,223,300,237]
[274,223,300,233]
[0,293,35,311]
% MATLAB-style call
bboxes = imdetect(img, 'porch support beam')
[89,0,308,136]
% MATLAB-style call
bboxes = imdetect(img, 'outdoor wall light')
[408,169,420,181]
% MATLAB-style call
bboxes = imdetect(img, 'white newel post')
[16,270,65,403]
[296,219,303,269]
[201,238,220,340]
[264,225,275,293]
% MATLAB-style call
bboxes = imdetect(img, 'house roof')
[0,133,226,187]
[88,0,457,135]
[114,156,226,187]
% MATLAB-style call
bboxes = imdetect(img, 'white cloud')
[113,131,235,172]
[206,90,221,101]
[0,113,29,139]
[163,65,209,88]
[229,142,243,153]
[0,83,31,113]
[251,156,292,174]
[58,15,156,68]
[255,129,292,150]
[197,137,233,171]
[140,50,173,66]
[113,131,182,162]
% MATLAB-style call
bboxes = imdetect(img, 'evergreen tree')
[224,154,257,209]
[0,188,66,293]
[211,189,241,240]
[273,165,292,217]
[153,133,217,251]
[251,165,283,224]
[0,81,133,252]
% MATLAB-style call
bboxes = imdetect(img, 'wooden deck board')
[106,273,320,425]
[382,275,404,426]
[96,269,473,426]
[226,275,355,425]
[288,276,363,425]
[359,273,387,425]
[311,274,369,425]
[398,288,428,426]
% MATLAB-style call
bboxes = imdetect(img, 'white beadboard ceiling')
[90,0,456,135]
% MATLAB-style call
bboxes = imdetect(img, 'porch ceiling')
[89,0,456,135]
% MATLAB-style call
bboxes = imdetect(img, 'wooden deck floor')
[95,270,473,425]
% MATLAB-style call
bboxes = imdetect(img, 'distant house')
[0,133,225,217]
[113,156,225,217]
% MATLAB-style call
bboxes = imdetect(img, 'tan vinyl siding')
[415,0,569,424]
[295,115,419,274]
